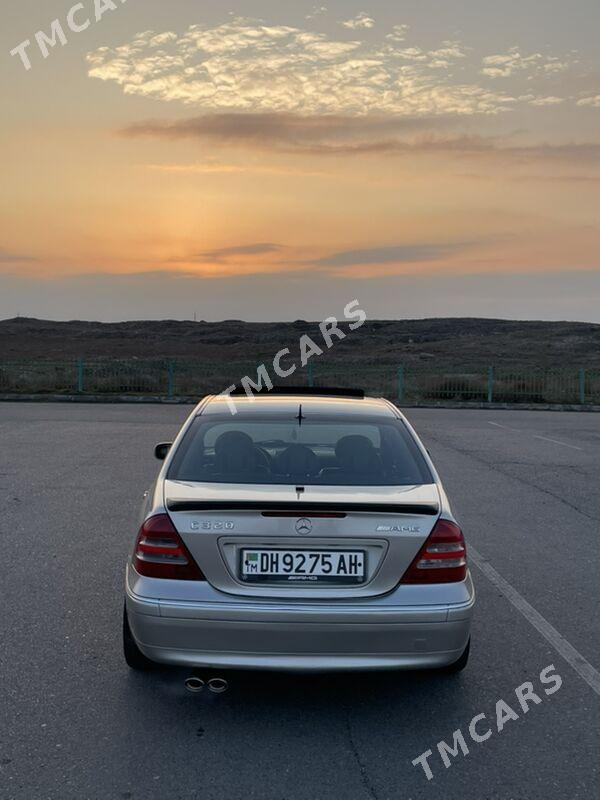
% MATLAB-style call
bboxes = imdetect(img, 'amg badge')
[376,524,421,534]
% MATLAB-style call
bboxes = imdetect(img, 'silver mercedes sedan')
[123,389,475,674]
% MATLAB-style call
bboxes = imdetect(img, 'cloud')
[190,243,283,263]
[306,6,327,20]
[506,142,600,162]
[145,160,328,177]
[513,174,600,183]
[121,112,600,165]
[341,12,375,30]
[307,242,475,268]
[481,48,570,79]
[528,96,565,106]
[162,239,485,277]
[121,113,486,156]
[122,112,447,149]
[163,242,296,276]
[577,95,600,107]
[88,18,528,117]
[386,24,410,43]
[0,248,36,264]
[386,40,469,70]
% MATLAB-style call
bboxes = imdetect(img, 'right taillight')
[401,519,467,584]
[133,514,205,581]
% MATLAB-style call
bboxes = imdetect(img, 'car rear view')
[124,390,475,673]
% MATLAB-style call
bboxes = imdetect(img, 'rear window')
[168,415,433,487]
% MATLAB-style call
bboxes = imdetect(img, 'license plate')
[240,549,367,584]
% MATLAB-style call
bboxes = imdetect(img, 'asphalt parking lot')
[1,403,599,800]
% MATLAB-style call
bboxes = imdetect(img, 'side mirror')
[155,442,173,461]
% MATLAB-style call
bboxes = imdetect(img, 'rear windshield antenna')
[296,404,305,426]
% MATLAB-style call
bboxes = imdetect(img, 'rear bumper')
[125,571,475,672]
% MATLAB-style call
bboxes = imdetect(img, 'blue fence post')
[167,361,175,399]
[579,368,586,405]
[307,363,315,387]
[397,366,405,404]
[487,366,494,404]
[77,359,84,393]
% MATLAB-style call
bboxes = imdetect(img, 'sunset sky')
[1,0,599,321]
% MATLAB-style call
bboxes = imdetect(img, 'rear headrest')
[335,435,380,472]
[214,430,257,473]
[275,444,320,476]
[215,431,254,454]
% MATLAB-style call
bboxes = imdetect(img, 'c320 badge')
[190,521,235,531]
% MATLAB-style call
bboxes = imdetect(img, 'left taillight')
[133,514,205,581]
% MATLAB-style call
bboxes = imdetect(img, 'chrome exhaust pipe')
[207,677,228,694]
[184,676,205,693]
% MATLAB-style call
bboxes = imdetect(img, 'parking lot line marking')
[488,423,584,452]
[487,422,520,432]
[470,546,600,697]
[533,435,584,451]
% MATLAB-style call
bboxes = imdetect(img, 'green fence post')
[307,363,315,387]
[167,361,175,399]
[397,366,405,404]
[77,359,84,393]
[579,368,586,405]
[487,366,494,404]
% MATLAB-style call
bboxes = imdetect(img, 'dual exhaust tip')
[184,676,228,694]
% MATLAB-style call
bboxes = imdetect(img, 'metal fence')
[0,360,598,406]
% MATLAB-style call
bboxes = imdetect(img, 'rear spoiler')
[167,500,439,516]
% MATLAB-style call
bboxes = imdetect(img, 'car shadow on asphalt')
[125,663,468,717]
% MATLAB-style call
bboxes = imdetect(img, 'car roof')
[199,393,400,419]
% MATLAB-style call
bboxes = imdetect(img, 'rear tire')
[123,605,155,671]
[443,638,470,673]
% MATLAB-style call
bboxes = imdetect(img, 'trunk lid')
[164,480,441,600]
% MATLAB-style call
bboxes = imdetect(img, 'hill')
[1,316,599,367]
